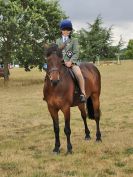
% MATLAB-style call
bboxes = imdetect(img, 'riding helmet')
[59,19,73,30]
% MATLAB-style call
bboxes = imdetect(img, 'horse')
[43,44,101,154]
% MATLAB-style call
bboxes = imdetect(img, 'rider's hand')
[65,61,72,67]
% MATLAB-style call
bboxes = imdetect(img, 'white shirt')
[62,36,68,43]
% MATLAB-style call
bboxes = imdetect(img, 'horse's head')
[46,44,63,86]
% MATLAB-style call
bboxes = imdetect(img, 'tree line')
[0,0,133,80]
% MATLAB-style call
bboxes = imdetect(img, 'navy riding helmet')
[59,19,73,30]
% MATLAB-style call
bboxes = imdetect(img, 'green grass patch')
[30,171,49,177]
[0,162,17,171]
[124,147,133,155]
[63,170,77,176]
[115,161,126,168]
[104,168,116,175]
[124,168,133,174]
[0,162,21,175]
[32,149,43,159]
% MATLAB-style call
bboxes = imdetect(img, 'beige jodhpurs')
[72,65,86,95]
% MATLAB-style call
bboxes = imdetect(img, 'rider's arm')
[70,38,79,63]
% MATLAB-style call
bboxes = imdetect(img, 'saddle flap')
[68,68,80,91]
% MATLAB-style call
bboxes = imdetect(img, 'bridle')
[48,67,59,73]
[46,67,60,80]
[45,53,67,81]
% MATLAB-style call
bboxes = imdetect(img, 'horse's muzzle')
[51,80,60,86]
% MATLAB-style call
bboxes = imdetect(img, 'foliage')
[0,0,21,79]
[0,0,66,79]
[77,16,126,62]
[78,15,113,62]
[14,0,66,69]
[107,36,124,59]
[124,39,133,59]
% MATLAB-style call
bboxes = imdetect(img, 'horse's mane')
[46,43,63,59]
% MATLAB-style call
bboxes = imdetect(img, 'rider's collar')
[62,36,69,43]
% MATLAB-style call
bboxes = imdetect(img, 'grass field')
[0,61,133,177]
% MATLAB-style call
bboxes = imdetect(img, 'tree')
[0,0,21,80]
[125,39,133,59]
[78,15,112,63]
[16,0,66,70]
[0,0,66,80]
[107,36,124,59]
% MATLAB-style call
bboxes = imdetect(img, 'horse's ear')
[43,43,49,49]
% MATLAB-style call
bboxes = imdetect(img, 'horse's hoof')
[53,150,60,155]
[85,135,91,140]
[96,138,102,142]
[53,148,60,154]
[66,150,73,155]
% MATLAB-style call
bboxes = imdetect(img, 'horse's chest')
[46,95,64,108]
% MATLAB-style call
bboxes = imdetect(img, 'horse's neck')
[60,65,70,77]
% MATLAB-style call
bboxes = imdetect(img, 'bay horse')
[43,44,101,154]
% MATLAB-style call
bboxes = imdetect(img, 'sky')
[59,0,133,46]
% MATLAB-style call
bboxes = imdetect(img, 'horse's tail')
[86,97,95,119]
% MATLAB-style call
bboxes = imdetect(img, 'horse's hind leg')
[91,93,102,141]
[48,106,60,154]
[78,104,91,140]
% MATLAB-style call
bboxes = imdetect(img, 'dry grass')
[0,61,133,177]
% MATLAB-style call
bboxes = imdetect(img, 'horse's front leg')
[48,105,60,154]
[78,104,91,140]
[61,106,72,154]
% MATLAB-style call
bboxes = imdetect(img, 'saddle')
[68,67,81,94]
